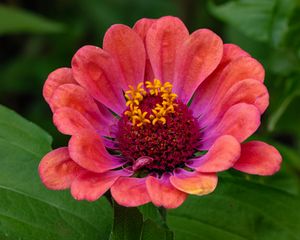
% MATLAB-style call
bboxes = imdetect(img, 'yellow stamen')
[146,78,163,96]
[124,79,178,127]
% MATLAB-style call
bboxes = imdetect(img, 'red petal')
[202,103,261,149]
[190,46,256,118]
[133,18,156,82]
[234,141,282,175]
[146,16,189,83]
[103,24,146,87]
[202,79,269,127]
[111,177,151,207]
[71,45,126,115]
[207,57,265,111]
[38,147,82,190]
[219,43,250,67]
[146,173,187,209]
[43,68,77,108]
[133,18,156,42]
[50,83,113,136]
[170,169,218,196]
[53,107,94,135]
[68,131,124,173]
[71,169,132,201]
[189,135,241,172]
[173,29,223,103]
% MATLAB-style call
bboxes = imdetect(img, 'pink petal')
[211,57,265,100]
[103,24,146,87]
[219,43,250,67]
[133,18,156,82]
[53,107,94,135]
[111,177,151,207]
[71,169,132,201]
[38,147,82,190]
[68,131,124,173]
[71,45,126,115]
[43,68,77,108]
[190,50,259,118]
[173,29,223,103]
[146,173,187,209]
[50,83,113,136]
[198,56,265,119]
[170,169,218,196]
[202,79,269,127]
[202,103,261,149]
[133,18,156,42]
[188,135,241,172]
[146,16,189,83]
[233,141,282,175]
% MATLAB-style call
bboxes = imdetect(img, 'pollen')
[124,79,178,127]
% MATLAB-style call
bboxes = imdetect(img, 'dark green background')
[0,0,300,239]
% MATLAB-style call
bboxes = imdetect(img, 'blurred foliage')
[0,0,300,239]
[0,5,63,34]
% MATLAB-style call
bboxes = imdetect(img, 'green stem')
[109,200,143,240]
[158,207,167,222]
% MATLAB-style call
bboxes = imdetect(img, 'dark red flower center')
[116,98,201,174]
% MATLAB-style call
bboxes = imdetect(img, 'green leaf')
[110,202,143,240]
[208,0,276,42]
[0,4,63,35]
[209,0,296,45]
[268,91,300,139]
[276,143,300,171]
[0,105,113,240]
[168,177,300,240]
[270,0,296,47]
[268,90,300,131]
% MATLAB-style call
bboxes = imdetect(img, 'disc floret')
[118,79,201,174]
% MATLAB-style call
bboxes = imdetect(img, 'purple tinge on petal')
[188,135,241,173]
[199,78,269,127]
[50,83,114,136]
[198,56,265,119]
[102,138,119,150]
[190,51,263,119]
[201,103,261,149]
[68,131,125,173]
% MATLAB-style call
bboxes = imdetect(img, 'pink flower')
[39,16,282,208]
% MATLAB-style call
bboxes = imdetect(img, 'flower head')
[39,16,282,208]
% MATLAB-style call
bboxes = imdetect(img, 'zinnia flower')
[39,16,282,208]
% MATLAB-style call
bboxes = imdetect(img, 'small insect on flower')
[39,16,282,208]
